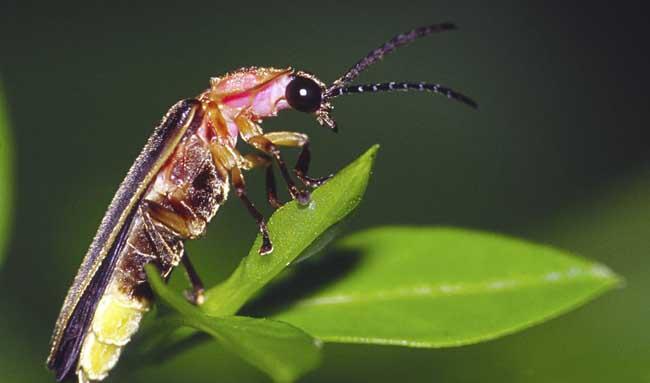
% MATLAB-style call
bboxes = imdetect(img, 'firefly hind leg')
[142,199,193,238]
[181,251,205,305]
[139,205,183,270]
[261,131,333,187]
[140,206,204,304]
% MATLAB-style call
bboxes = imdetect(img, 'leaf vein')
[293,265,615,307]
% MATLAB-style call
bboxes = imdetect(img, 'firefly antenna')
[330,81,478,109]
[326,22,457,96]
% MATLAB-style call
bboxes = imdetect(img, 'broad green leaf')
[145,265,321,383]
[0,82,13,266]
[203,145,379,316]
[274,226,620,347]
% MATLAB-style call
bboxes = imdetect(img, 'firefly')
[47,23,476,382]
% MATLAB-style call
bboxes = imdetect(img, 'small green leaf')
[133,145,378,365]
[274,226,621,347]
[145,264,198,317]
[0,81,13,266]
[145,265,321,383]
[194,317,321,383]
[203,145,379,316]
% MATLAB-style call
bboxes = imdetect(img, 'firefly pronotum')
[47,23,476,382]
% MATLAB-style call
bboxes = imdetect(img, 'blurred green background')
[1,1,649,382]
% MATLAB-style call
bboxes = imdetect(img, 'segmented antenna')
[326,22,457,96]
[330,81,478,109]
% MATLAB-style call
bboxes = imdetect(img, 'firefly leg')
[262,132,333,187]
[142,199,193,238]
[208,141,273,255]
[181,251,205,305]
[139,205,183,276]
[243,153,283,209]
[265,162,282,208]
[140,206,206,304]
[246,134,310,205]
[232,166,274,255]
[235,115,308,203]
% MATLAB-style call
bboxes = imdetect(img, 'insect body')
[47,23,477,382]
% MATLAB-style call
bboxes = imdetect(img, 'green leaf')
[202,145,379,316]
[132,145,378,365]
[145,265,321,383]
[0,81,13,267]
[274,226,621,348]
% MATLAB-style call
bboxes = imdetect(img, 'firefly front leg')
[236,115,308,204]
[262,132,333,187]
[246,134,310,205]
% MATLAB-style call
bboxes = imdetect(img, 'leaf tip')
[343,144,380,177]
[364,144,380,160]
[590,263,624,289]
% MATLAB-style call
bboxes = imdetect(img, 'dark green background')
[1,1,649,382]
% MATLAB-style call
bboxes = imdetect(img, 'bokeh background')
[1,1,649,382]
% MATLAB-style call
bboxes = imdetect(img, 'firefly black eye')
[286,76,322,113]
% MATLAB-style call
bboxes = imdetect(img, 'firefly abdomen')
[76,106,230,381]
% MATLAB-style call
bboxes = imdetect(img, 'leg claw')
[184,288,205,305]
[295,171,333,188]
[296,190,311,205]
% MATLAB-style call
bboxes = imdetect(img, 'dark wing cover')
[47,99,202,379]
[51,209,135,380]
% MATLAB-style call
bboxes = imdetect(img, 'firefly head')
[285,22,478,133]
[284,71,336,131]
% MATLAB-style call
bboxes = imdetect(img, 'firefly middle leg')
[231,166,274,255]
[243,153,283,209]
[209,142,274,255]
